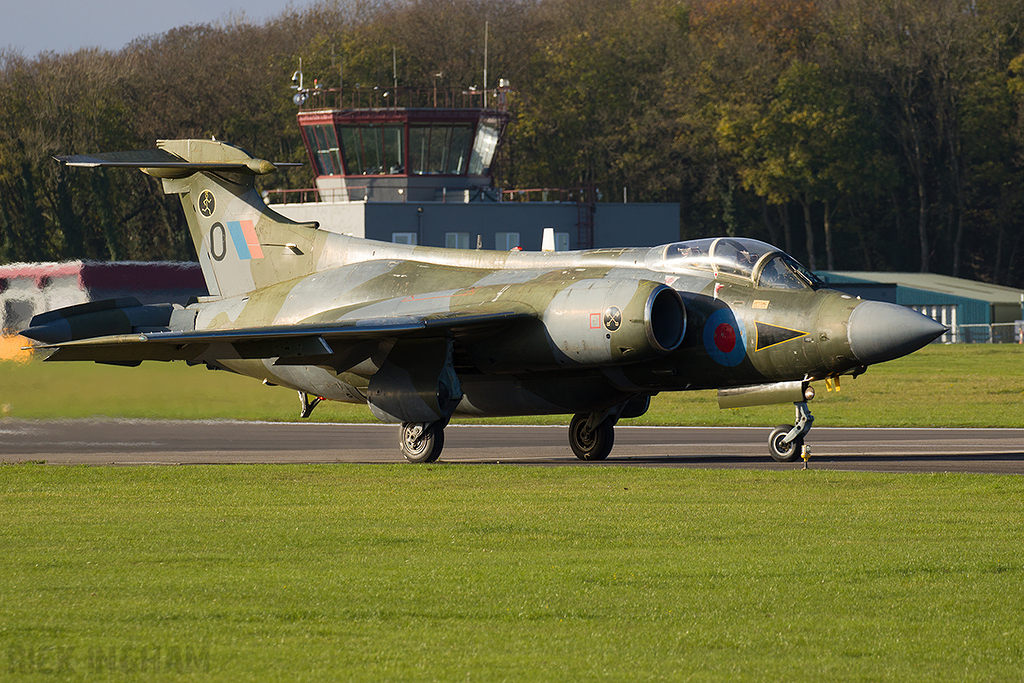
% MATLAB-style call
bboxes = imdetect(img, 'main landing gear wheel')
[568,413,614,461]
[768,424,803,462]
[399,422,444,463]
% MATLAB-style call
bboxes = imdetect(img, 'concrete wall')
[273,202,367,238]
[593,203,681,248]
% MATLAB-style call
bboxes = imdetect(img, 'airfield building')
[818,271,1024,343]
[0,261,204,359]
[267,84,680,251]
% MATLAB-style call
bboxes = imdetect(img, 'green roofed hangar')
[817,271,1024,344]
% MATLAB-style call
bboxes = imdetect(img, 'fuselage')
[190,235,875,418]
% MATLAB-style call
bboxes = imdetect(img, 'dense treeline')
[2,0,1024,285]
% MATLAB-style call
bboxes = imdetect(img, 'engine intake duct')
[646,284,687,353]
[545,279,686,367]
[465,279,686,373]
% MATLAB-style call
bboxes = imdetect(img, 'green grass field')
[3,343,1024,427]
[3,345,1023,681]
[2,465,1023,682]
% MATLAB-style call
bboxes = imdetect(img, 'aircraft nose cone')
[847,300,947,365]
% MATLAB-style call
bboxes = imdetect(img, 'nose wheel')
[768,401,814,462]
[768,425,803,461]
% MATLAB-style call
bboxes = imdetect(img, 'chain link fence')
[954,322,1024,344]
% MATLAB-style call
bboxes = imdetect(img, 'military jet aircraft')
[23,139,946,463]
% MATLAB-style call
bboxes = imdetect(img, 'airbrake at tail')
[24,139,947,463]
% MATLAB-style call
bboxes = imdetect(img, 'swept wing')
[31,309,530,366]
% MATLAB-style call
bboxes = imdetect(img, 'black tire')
[568,413,614,461]
[400,423,444,463]
[768,424,802,462]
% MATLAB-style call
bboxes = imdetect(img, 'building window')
[910,304,956,343]
[338,124,404,175]
[409,124,474,175]
[495,232,520,250]
[445,232,470,249]
[469,118,502,176]
[392,232,417,245]
[305,124,342,176]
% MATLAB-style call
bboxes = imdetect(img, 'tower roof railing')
[296,85,511,112]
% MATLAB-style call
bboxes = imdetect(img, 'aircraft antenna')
[291,58,307,106]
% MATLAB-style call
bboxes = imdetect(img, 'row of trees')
[2,0,1024,286]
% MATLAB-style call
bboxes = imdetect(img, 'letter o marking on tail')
[210,222,227,261]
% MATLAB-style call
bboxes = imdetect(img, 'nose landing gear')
[768,401,814,462]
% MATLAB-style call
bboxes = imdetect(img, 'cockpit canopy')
[661,237,823,290]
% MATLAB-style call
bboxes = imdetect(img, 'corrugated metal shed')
[819,272,1024,324]
[818,271,1024,343]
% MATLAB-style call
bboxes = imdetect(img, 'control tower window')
[381,125,403,174]
[410,124,473,175]
[469,119,501,175]
[338,124,403,175]
[305,125,341,176]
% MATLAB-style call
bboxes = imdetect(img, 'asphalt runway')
[2,419,1023,473]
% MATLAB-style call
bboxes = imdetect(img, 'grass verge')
[3,344,1023,427]
[2,464,1022,682]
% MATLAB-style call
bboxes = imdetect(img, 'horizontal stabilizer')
[55,150,301,176]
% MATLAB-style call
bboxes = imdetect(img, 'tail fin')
[57,139,322,299]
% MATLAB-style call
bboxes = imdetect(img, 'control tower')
[298,87,508,204]
[270,83,679,251]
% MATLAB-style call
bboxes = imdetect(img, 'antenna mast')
[483,20,489,108]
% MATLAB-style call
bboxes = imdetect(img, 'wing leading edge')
[31,309,532,366]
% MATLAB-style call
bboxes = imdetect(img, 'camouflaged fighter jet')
[23,139,947,463]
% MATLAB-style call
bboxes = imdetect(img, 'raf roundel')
[703,307,747,367]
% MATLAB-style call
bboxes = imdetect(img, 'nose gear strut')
[768,401,814,462]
